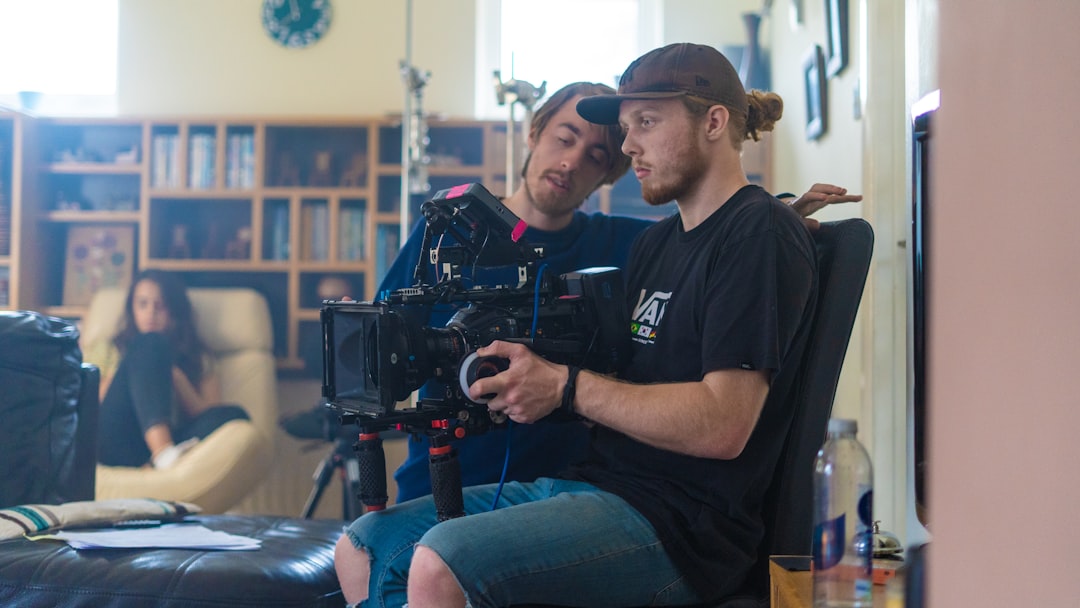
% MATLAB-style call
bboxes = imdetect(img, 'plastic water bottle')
[813,418,873,607]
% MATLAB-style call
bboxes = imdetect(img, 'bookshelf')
[11,115,514,375]
[7,114,770,376]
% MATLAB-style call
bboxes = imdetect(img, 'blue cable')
[491,264,547,511]
[489,420,513,511]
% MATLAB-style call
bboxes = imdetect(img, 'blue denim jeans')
[343,477,704,608]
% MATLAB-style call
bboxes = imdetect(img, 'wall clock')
[262,0,333,49]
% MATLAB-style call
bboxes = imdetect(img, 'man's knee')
[335,533,370,603]
[410,545,447,578]
[335,533,366,566]
[409,545,466,605]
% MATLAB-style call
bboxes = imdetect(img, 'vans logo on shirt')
[630,289,671,344]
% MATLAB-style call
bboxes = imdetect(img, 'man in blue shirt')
[387,81,653,502]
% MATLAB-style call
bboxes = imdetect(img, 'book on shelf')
[312,204,328,261]
[269,204,289,261]
[338,207,366,261]
[299,203,329,261]
[374,224,400,281]
[225,133,255,189]
[151,134,181,188]
[188,133,216,190]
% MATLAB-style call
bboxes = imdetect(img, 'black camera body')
[321,183,630,435]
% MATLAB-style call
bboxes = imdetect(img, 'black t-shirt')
[562,185,817,601]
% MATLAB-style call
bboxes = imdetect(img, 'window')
[475,0,662,119]
[0,0,118,115]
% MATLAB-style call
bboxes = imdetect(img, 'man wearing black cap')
[335,43,820,608]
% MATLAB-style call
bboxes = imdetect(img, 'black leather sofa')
[0,311,347,607]
[0,514,346,607]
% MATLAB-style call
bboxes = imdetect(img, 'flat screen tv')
[911,89,938,521]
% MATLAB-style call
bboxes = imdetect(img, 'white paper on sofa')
[29,523,261,550]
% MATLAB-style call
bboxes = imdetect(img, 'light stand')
[399,0,431,244]
[493,72,546,194]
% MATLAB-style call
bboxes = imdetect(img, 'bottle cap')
[828,417,858,434]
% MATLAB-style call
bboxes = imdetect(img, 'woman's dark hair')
[113,269,205,385]
[521,81,632,187]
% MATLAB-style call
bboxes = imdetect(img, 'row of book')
[225,133,256,189]
[150,132,256,190]
[151,134,182,189]
[338,206,365,261]
[188,134,216,190]
[265,203,369,262]
[298,205,329,261]
[266,204,289,261]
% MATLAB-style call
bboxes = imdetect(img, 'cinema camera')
[320,183,629,519]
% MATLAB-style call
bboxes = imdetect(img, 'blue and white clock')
[262,0,333,49]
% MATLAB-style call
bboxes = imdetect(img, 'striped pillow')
[0,498,201,541]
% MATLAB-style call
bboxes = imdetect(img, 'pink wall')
[930,2,1080,605]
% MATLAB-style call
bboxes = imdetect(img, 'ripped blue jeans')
[342,477,703,608]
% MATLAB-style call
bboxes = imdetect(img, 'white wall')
[931,2,1080,605]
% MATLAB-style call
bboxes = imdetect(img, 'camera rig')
[321,183,629,519]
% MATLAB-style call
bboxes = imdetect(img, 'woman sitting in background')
[89,270,248,469]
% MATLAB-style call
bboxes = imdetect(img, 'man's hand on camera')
[468,340,565,424]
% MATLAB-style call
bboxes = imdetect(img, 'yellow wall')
[117,1,789,118]
[118,0,477,117]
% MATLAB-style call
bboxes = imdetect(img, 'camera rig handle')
[356,432,388,511]
[427,432,465,521]
[351,414,470,522]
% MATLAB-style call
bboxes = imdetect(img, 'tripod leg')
[342,454,363,521]
[301,444,340,519]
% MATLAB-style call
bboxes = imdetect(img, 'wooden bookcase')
[5,113,770,376]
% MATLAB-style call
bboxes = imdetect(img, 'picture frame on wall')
[803,45,827,141]
[62,224,136,306]
[824,0,849,77]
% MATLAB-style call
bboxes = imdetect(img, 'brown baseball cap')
[577,43,748,125]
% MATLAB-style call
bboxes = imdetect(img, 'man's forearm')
[572,367,769,460]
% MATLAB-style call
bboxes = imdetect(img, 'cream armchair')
[81,287,277,514]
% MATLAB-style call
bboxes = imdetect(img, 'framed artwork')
[63,224,136,306]
[824,0,849,77]
[803,45,827,141]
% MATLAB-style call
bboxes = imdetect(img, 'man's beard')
[523,162,583,216]
[640,140,708,206]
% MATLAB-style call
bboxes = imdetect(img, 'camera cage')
[321,183,629,437]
